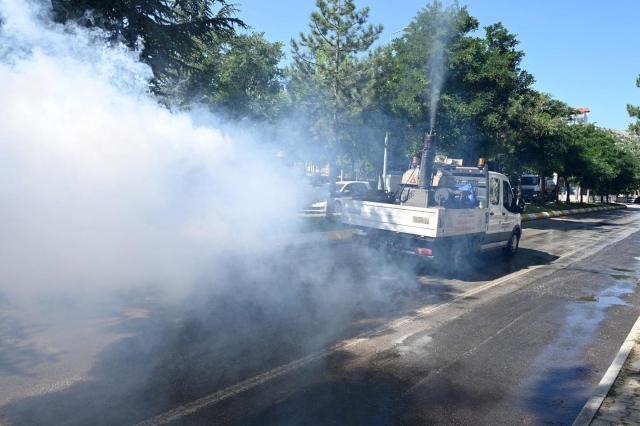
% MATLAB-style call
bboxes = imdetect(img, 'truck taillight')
[414,248,433,256]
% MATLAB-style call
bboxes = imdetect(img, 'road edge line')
[572,315,640,426]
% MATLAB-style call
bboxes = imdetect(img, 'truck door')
[500,178,516,239]
[485,175,515,247]
[486,176,504,246]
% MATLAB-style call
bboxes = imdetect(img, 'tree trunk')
[327,143,337,217]
[566,181,571,204]
[556,175,562,202]
[580,182,584,204]
[326,0,342,218]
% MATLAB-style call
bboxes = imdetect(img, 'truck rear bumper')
[351,228,479,259]
[351,230,434,256]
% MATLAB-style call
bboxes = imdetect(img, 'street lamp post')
[382,132,388,178]
[380,27,410,191]
[390,27,410,43]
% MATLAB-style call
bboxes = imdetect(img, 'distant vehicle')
[635,197,640,205]
[520,174,556,202]
[315,181,372,212]
[627,196,635,203]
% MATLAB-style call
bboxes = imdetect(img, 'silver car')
[315,181,372,212]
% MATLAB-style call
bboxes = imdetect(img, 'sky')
[233,0,640,131]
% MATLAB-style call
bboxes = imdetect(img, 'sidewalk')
[573,317,640,426]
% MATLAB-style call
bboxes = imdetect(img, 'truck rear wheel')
[502,231,519,257]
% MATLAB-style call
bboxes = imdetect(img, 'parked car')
[308,175,329,187]
[635,197,640,204]
[314,181,372,212]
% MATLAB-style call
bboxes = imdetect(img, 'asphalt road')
[2,206,640,425]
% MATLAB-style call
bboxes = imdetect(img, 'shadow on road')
[386,247,559,283]
[0,296,61,378]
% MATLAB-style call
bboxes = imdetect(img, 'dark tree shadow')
[0,298,61,377]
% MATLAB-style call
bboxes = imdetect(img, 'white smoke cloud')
[0,0,303,298]
[0,5,435,422]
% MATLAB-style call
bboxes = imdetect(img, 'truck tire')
[502,231,520,257]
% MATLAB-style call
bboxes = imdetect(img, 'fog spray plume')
[428,41,445,134]
[426,9,455,134]
[0,0,304,299]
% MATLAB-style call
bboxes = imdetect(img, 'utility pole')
[382,132,388,190]
[380,28,409,191]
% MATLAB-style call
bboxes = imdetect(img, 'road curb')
[572,315,640,426]
[521,205,627,221]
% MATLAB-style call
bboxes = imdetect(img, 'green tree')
[628,75,640,134]
[191,32,288,121]
[51,0,245,98]
[370,2,533,167]
[457,22,534,162]
[601,130,640,197]
[499,92,573,199]
[289,0,382,215]
[371,1,477,159]
[562,124,619,202]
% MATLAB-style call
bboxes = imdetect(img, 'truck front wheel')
[502,231,520,257]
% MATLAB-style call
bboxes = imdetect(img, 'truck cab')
[485,172,521,252]
[449,168,523,254]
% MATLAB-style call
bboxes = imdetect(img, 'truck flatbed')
[342,200,487,239]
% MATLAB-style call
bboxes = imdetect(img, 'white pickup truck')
[342,166,524,259]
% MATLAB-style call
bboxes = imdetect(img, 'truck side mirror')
[510,197,525,214]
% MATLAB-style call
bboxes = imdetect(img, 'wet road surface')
[1,207,640,425]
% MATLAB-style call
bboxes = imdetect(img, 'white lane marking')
[408,310,534,392]
[137,226,638,426]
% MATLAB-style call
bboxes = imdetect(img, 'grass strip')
[523,202,622,214]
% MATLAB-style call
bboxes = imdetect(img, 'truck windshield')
[521,176,538,186]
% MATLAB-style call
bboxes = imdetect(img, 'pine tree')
[290,0,382,215]
[628,75,640,134]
